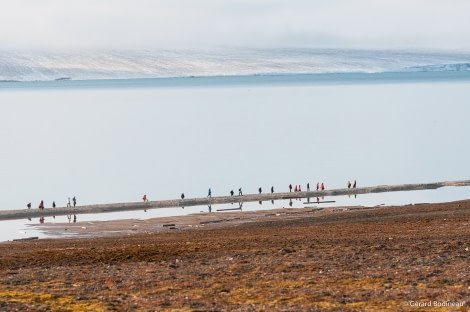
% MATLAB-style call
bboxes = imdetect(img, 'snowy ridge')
[1,49,469,82]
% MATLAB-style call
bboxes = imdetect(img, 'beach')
[1,199,469,311]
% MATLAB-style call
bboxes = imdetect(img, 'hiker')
[239,187,243,195]
[321,183,325,190]
[307,183,310,191]
[316,183,319,191]
[67,197,71,207]
[38,200,44,210]
[289,184,292,192]
[353,180,357,188]
[73,196,77,207]
[230,190,234,196]
[142,194,148,202]
[271,186,274,194]
[27,202,31,209]
[181,193,185,199]
[299,185,301,192]
[52,201,56,208]
[347,181,351,188]
[208,188,212,197]
[259,187,262,194]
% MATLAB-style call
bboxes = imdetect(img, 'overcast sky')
[1,0,470,51]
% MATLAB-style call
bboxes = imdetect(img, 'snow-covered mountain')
[1,49,469,81]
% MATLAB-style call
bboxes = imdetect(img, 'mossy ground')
[1,200,469,311]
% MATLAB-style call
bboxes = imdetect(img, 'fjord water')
[1,70,470,241]
[1,72,470,210]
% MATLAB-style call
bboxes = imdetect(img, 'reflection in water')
[216,202,243,212]
[65,214,78,223]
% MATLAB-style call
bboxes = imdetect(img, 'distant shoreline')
[2,70,470,89]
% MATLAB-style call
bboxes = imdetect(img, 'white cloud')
[1,0,470,50]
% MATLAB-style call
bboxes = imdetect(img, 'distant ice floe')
[398,63,470,72]
[1,48,470,82]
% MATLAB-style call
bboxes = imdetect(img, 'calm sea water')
[1,72,470,241]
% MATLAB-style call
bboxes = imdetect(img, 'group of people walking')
[205,181,333,198]
[67,196,77,207]
[347,180,357,189]
[289,182,325,192]
[142,180,358,203]
[27,196,77,210]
